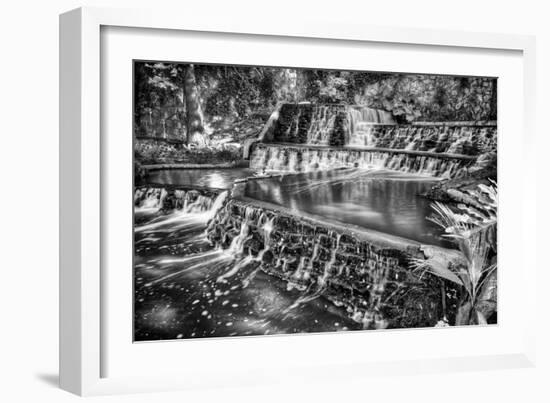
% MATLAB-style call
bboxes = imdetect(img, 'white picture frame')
[60,6,538,396]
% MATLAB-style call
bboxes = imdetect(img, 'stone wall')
[263,103,497,155]
[207,198,463,329]
[263,104,495,153]
[350,123,497,155]
[266,104,349,146]
[266,103,394,147]
[249,143,475,178]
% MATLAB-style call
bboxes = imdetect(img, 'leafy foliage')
[410,180,497,325]
[361,75,497,122]
[135,141,242,165]
[134,62,498,144]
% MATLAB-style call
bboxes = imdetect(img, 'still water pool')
[243,168,447,246]
[146,168,255,189]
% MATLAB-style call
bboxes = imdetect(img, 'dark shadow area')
[35,373,59,388]
[132,59,498,338]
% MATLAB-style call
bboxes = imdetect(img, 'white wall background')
[0,0,548,401]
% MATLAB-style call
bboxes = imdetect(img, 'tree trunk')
[183,64,207,146]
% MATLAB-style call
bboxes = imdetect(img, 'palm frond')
[414,180,498,325]
[409,256,462,286]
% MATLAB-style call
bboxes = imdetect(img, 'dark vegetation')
[133,61,498,329]
[134,62,497,165]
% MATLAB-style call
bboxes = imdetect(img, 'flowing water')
[303,105,396,146]
[347,106,395,147]
[250,145,468,177]
[133,104,489,340]
[306,106,337,145]
[274,103,494,154]
[134,190,360,341]
[135,164,451,340]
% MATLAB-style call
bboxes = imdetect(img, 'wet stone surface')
[134,191,363,341]
[207,199,460,330]
[133,170,462,341]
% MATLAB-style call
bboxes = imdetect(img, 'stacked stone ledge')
[206,198,463,329]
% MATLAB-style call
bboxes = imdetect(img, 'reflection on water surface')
[244,168,447,246]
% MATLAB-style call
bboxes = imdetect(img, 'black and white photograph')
[133,61,498,341]
[4,0,549,400]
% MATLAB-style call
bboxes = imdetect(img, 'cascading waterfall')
[446,129,477,154]
[135,104,491,340]
[135,179,455,339]
[266,103,494,155]
[134,187,225,215]
[306,106,336,145]
[348,123,375,147]
[250,145,469,177]
[214,210,278,286]
[134,188,168,213]
[138,203,266,291]
[287,149,299,172]
[256,213,275,262]
[134,190,228,234]
[345,124,493,154]
[182,194,214,214]
[318,232,341,290]
[251,104,489,179]
[350,106,395,125]
[136,191,262,293]
[227,206,255,256]
[301,105,396,146]
[215,206,258,283]
[207,200,439,329]
[347,106,395,147]
[287,240,319,292]
[136,195,362,339]
[283,232,343,314]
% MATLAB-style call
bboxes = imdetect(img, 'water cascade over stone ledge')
[244,103,495,178]
[133,100,496,330]
[256,103,496,151]
[134,186,224,216]
[134,184,466,328]
[206,197,465,329]
[250,143,476,177]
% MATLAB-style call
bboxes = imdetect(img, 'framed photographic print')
[60,6,537,396]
